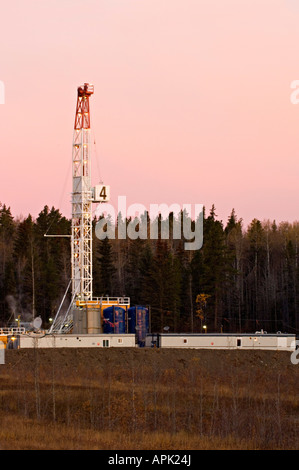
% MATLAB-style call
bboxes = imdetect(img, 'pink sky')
[1,0,299,228]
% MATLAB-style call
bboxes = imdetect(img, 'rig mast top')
[74,83,94,130]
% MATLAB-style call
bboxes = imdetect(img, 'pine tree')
[144,239,182,332]
[195,205,229,331]
[224,209,244,331]
[245,219,266,330]
[0,204,16,322]
[13,214,38,321]
[124,238,147,304]
[34,206,71,322]
[175,241,193,331]
[94,237,116,296]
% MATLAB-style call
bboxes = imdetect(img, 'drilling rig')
[50,83,130,334]
[72,83,94,302]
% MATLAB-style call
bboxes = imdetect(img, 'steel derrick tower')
[71,83,94,302]
[49,83,126,335]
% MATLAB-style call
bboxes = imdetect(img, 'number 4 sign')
[93,184,110,202]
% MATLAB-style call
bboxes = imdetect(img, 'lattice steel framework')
[71,83,94,302]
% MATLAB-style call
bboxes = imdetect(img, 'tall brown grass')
[0,348,298,450]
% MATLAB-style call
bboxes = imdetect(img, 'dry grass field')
[0,347,298,450]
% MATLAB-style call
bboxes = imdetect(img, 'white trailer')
[146,333,296,351]
[19,333,136,349]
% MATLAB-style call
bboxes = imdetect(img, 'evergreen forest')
[0,202,298,335]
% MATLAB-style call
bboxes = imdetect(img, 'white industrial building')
[146,332,296,351]
[3,332,296,351]
[18,333,136,349]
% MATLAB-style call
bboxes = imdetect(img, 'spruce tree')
[94,237,116,296]
[0,204,15,323]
